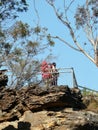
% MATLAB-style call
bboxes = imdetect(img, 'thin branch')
[83,26,95,45]
[33,0,40,25]
[52,35,95,63]
[51,35,80,51]
[64,0,75,12]
[46,2,84,51]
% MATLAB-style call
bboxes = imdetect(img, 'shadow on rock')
[74,123,98,130]
[2,121,31,130]
[2,125,16,130]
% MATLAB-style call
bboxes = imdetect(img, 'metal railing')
[37,67,78,88]
[3,67,98,94]
[4,67,77,87]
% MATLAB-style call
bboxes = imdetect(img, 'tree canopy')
[0,0,53,89]
[33,0,98,66]
[0,0,28,21]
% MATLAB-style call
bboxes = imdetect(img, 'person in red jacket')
[41,61,52,87]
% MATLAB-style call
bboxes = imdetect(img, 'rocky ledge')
[0,85,98,130]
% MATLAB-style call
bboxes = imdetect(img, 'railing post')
[72,67,78,88]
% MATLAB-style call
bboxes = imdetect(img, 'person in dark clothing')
[51,62,59,86]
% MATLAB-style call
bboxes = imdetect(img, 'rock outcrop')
[0,85,98,130]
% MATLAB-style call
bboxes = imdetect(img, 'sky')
[19,0,98,90]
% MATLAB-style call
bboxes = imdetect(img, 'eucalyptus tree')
[0,0,52,88]
[47,0,98,66]
[0,0,28,88]
[3,21,50,89]
[33,0,98,66]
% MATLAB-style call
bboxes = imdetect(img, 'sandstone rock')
[0,85,85,122]
[0,85,98,130]
[1,109,98,130]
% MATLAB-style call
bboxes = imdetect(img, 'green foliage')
[0,30,5,37]
[28,41,39,47]
[75,1,98,29]
[82,88,92,96]
[27,41,39,55]
[75,6,87,28]
[14,48,22,56]
[0,0,55,89]
[0,0,28,21]
[0,20,52,88]
[47,34,55,46]
[10,21,30,40]
[34,26,41,34]
[81,88,98,97]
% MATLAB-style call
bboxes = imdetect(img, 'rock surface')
[0,85,98,130]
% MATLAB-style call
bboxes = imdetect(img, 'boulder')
[0,85,98,130]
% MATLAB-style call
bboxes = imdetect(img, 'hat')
[52,62,56,66]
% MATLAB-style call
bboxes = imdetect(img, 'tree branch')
[46,0,95,64]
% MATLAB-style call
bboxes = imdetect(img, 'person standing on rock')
[51,62,59,86]
[41,61,52,87]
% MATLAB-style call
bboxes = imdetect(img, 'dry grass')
[83,95,98,113]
